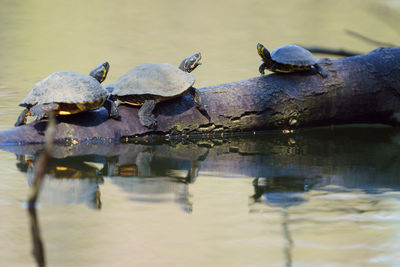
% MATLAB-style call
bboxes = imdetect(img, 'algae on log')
[0,47,399,145]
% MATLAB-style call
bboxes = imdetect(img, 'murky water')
[1,0,400,266]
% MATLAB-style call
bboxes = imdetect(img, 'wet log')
[0,47,399,145]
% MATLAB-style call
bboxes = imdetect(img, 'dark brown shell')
[19,71,108,107]
[271,45,319,66]
[106,63,195,97]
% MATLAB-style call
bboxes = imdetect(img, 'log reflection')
[7,126,399,214]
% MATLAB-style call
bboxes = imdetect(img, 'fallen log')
[0,47,399,145]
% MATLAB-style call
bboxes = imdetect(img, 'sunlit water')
[1,0,400,266]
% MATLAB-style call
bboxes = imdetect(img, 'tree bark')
[0,47,399,145]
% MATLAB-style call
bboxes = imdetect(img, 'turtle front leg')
[103,98,120,120]
[138,100,157,128]
[30,103,59,121]
[259,63,266,75]
[189,87,211,122]
[15,108,30,127]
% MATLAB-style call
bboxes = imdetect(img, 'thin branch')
[28,113,55,205]
[27,113,56,267]
[346,29,396,47]
[300,46,360,57]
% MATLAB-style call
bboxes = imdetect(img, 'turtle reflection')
[17,154,104,210]
[15,145,208,213]
[109,150,206,213]
[251,176,322,208]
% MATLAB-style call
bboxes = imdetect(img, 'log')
[0,47,399,145]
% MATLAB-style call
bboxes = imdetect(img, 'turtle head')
[179,52,202,73]
[90,62,110,83]
[257,43,272,65]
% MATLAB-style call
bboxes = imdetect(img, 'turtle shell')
[107,63,195,97]
[271,45,318,66]
[19,71,108,107]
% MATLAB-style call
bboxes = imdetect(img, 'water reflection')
[250,175,325,267]
[28,204,45,267]
[18,155,103,210]
[109,149,207,213]
[251,176,322,208]
[13,143,210,213]
[7,126,400,212]
[3,126,400,266]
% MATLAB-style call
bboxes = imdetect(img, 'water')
[1,0,400,266]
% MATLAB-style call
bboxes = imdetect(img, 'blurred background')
[0,0,399,129]
[0,0,399,266]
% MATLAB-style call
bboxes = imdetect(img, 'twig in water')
[27,113,56,267]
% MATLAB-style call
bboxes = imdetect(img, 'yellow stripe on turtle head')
[101,66,107,82]
[258,46,264,58]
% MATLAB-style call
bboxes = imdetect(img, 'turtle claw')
[140,114,157,128]
[104,99,120,120]
[138,99,157,128]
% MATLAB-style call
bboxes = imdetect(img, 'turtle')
[257,43,327,78]
[14,62,120,127]
[106,52,202,128]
